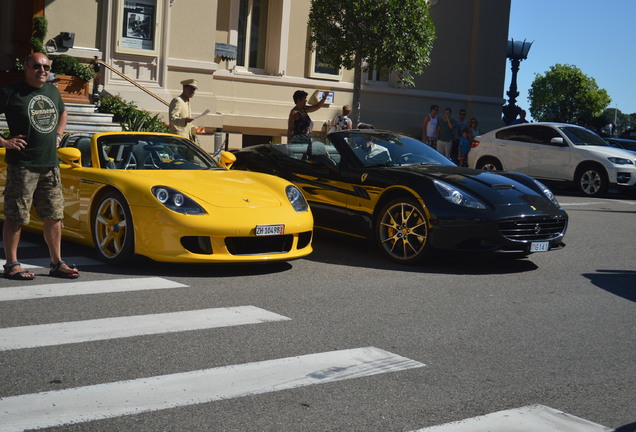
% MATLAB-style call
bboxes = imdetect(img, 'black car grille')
[498,216,567,242]
[225,235,294,255]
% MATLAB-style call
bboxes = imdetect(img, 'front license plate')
[530,241,549,252]
[256,224,285,236]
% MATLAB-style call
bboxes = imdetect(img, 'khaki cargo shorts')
[3,165,64,225]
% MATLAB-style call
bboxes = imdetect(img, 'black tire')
[476,157,502,171]
[92,190,134,265]
[575,164,608,198]
[375,198,431,264]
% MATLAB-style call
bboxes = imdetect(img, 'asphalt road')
[0,192,634,431]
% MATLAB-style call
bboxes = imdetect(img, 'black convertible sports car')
[233,130,568,263]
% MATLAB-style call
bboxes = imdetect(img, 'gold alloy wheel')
[377,200,429,263]
[93,191,133,263]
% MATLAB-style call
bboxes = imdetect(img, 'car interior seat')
[74,137,92,167]
[99,146,116,169]
[307,141,337,167]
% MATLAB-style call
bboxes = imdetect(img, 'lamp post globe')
[502,38,532,125]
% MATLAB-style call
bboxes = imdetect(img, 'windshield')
[559,126,609,147]
[608,139,636,152]
[98,135,220,170]
[337,132,455,167]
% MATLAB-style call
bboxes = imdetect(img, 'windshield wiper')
[365,162,394,167]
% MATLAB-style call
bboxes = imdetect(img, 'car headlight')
[533,179,562,209]
[608,157,634,165]
[433,179,486,209]
[151,186,205,215]
[286,185,309,212]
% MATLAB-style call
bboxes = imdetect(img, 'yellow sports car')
[0,132,313,264]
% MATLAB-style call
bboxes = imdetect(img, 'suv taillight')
[471,139,480,148]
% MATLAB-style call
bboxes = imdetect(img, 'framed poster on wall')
[115,0,163,55]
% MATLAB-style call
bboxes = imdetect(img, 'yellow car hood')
[123,169,286,208]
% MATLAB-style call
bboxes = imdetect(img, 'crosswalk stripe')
[0,347,425,432]
[412,404,611,432]
[0,277,187,302]
[0,306,290,351]
[1,256,103,270]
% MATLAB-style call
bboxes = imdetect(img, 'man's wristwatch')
[56,133,62,142]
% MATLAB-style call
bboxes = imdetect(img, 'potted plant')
[0,16,97,103]
[30,15,48,54]
[50,54,98,103]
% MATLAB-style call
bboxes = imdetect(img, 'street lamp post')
[502,38,532,125]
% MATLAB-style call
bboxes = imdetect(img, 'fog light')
[617,172,631,184]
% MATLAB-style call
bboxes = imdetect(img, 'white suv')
[468,122,636,197]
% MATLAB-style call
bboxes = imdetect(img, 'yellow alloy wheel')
[376,199,429,263]
[93,190,134,264]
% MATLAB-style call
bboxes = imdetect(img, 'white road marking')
[560,202,598,206]
[413,404,611,432]
[0,277,187,302]
[0,347,425,432]
[560,199,635,206]
[0,306,290,351]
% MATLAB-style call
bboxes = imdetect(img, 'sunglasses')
[31,63,51,71]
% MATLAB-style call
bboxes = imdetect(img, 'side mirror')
[57,147,82,167]
[550,137,566,146]
[218,151,236,169]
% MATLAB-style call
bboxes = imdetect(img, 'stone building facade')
[0,0,511,148]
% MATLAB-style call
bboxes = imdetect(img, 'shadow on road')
[16,226,539,278]
[614,421,636,432]
[549,183,635,201]
[104,258,294,278]
[583,270,636,302]
[15,230,293,278]
[306,229,539,275]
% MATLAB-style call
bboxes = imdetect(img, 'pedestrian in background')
[422,104,438,149]
[329,104,352,132]
[467,117,481,166]
[468,117,480,146]
[436,107,455,159]
[451,108,467,163]
[169,79,198,140]
[0,52,78,280]
[288,90,328,143]
[458,129,470,167]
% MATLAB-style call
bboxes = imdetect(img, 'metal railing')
[92,59,169,107]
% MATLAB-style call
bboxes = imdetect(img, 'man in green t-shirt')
[0,52,79,280]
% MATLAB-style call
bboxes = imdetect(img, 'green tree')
[528,64,610,124]
[591,108,632,136]
[308,0,435,125]
[625,113,636,135]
